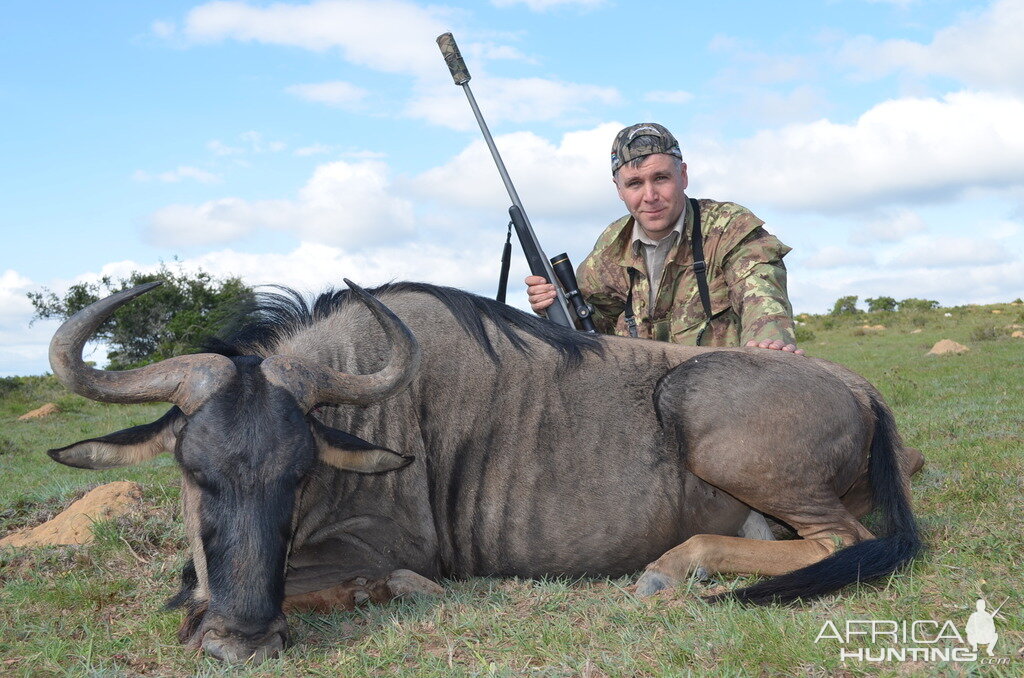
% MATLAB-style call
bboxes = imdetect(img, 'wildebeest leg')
[635,512,873,596]
[283,570,443,613]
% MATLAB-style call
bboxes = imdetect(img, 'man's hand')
[525,275,557,313]
[745,338,806,356]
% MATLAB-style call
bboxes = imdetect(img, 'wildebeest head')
[45,281,421,663]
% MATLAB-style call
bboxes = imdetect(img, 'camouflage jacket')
[576,198,796,346]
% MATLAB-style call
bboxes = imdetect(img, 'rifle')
[436,32,596,334]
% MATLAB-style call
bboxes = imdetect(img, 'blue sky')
[3,0,1023,376]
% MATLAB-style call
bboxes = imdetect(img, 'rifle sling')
[496,219,514,302]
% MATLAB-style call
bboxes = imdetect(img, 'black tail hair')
[709,396,921,605]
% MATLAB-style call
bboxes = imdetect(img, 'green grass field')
[1,304,1022,676]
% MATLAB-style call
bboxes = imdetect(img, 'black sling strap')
[625,198,711,338]
[689,198,712,322]
[624,267,639,338]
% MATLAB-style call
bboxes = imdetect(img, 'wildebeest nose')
[201,629,286,664]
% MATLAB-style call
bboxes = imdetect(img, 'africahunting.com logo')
[815,597,1010,664]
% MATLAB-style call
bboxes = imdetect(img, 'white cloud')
[208,139,244,156]
[0,270,62,377]
[286,80,368,110]
[794,259,1024,314]
[411,122,621,219]
[466,42,535,64]
[175,2,621,131]
[206,132,286,157]
[693,91,1024,212]
[133,165,223,184]
[0,270,35,322]
[240,130,286,153]
[644,90,693,105]
[146,160,414,248]
[840,0,1024,92]
[802,245,875,269]
[884,235,1017,268]
[182,0,453,78]
[407,78,621,131]
[851,209,927,244]
[0,235,521,376]
[151,20,176,38]
[294,143,334,157]
[491,0,606,11]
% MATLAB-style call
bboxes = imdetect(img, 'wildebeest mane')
[206,282,603,367]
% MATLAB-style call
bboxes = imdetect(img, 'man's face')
[613,153,688,241]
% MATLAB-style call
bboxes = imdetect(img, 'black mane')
[206,281,603,368]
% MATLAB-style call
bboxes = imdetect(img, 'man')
[527,123,800,543]
[527,122,802,355]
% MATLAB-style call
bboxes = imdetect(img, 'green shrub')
[28,264,254,370]
[970,325,1002,342]
[830,295,860,315]
[865,296,897,312]
[898,298,939,312]
[794,325,816,344]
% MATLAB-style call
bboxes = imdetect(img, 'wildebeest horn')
[48,282,236,415]
[261,279,421,409]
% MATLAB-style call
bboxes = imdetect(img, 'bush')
[794,325,816,344]
[898,298,939,312]
[865,296,897,312]
[28,264,254,369]
[830,296,860,316]
[970,325,1002,342]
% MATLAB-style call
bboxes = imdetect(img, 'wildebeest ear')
[47,406,184,469]
[308,417,414,474]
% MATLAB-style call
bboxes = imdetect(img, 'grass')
[2,302,1023,676]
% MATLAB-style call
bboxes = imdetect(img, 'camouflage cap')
[610,123,682,174]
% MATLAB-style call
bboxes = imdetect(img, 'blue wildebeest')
[47,280,923,663]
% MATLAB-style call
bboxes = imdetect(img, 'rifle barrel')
[437,32,575,329]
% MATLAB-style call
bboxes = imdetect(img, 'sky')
[3,0,1024,376]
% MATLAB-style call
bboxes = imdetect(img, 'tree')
[830,295,860,316]
[865,296,897,312]
[28,265,254,369]
[897,298,939,312]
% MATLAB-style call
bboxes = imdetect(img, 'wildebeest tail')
[710,395,921,605]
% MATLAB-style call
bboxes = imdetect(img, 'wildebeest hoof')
[387,569,444,598]
[635,570,676,597]
[691,565,712,583]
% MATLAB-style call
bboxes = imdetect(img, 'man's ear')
[308,417,413,474]
[48,407,184,469]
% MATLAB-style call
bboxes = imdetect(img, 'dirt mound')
[0,481,143,547]
[927,339,969,356]
[18,403,60,420]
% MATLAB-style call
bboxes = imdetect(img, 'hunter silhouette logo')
[966,598,1001,656]
[815,596,1010,664]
